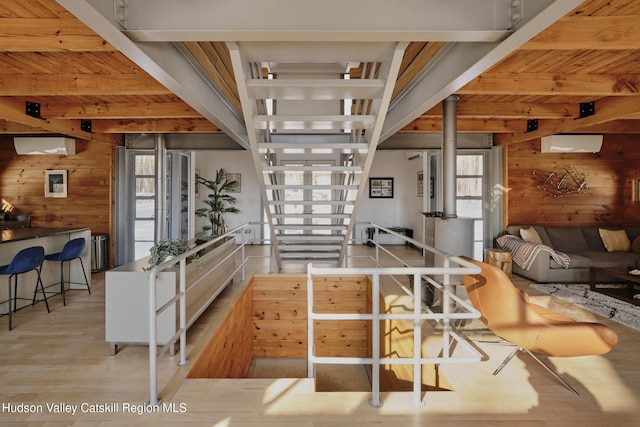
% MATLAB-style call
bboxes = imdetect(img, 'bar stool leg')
[13,275,18,314]
[60,261,66,306]
[79,258,91,294]
[36,268,50,313]
[8,275,13,331]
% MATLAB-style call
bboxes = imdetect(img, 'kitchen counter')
[1,227,89,243]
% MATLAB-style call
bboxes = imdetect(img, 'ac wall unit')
[406,152,422,161]
[13,137,76,155]
[540,135,602,153]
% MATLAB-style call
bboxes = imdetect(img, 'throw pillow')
[632,235,640,254]
[599,229,631,252]
[520,227,543,245]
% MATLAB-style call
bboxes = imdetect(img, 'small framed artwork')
[226,173,241,193]
[369,177,394,198]
[45,170,67,198]
[417,171,424,197]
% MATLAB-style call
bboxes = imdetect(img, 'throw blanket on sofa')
[496,235,571,270]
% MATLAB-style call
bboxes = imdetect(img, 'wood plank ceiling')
[0,0,638,147]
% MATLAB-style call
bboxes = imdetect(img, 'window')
[133,154,156,259]
[456,154,484,259]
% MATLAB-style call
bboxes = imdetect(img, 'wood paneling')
[505,134,640,227]
[0,135,115,265]
[188,274,371,376]
[252,274,370,359]
[187,282,254,379]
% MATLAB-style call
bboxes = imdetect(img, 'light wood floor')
[0,245,639,426]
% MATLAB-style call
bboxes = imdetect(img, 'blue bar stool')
[0,246,49,330]
[44,238,90,306]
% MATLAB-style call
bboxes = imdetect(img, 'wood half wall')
[504,134,640,228]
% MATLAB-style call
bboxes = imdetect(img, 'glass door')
[116,149,190,264]
[133,154,156,259]
[280,160,335,238]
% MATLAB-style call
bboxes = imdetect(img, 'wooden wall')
[0,136,115,266]
[505,134,640,228]
[252,274,370,358]
[187,282,254,379]
[188,274,371,378]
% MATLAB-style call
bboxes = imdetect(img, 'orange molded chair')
[460,256,618,394]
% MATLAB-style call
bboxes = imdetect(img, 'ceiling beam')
[0,18,115,52]
[119,0,513,43]
[58,0,250,149]
[0,97,120,144]
[523,16,640,50]
[0,74,170,96]
[90,118,220,133]
[38,101,201,119]
[421,101,579,119]
[460,73,640,96]
[381,0,584,141]
[496,95,640,145]
[401,118,530,133]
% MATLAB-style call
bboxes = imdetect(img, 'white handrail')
[147,223,253,406]
[307,224,482,408]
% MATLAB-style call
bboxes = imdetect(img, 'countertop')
[0,227,90,244]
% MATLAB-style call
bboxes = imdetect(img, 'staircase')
[229,42,407,269]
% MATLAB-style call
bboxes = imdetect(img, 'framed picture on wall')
[369,177,394,198]
[225,173,241,193]
[45,169,67,198]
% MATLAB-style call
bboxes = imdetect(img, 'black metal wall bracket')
[579,101,595,118]
[25,101,41,118]
[81,119,92,133]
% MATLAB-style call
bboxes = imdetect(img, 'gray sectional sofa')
[499,225,640,283]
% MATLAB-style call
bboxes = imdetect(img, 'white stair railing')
[307,229,482,407]
[146,223,263,406]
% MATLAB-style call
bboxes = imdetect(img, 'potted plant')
[195,168,240,236]
[144,239,201,270]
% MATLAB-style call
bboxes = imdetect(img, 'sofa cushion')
[599,228,631,252]
[520,227,543,244]
[626,227,640,242]
[582,227,607,251]
[632,235,640,254]
[549,252,592,269]
[581,251,640,269]
[545,227,590,252]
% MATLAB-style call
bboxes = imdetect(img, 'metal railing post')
[374,228,380,264]
[442,257,451,359]
[148,268,160,406]
[241,241,245,282]
[178,258,188,367]
[369,273,382,408]
[413,272,423,407]
[307,264,315,378]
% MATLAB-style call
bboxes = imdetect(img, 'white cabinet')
[105,238,235,354]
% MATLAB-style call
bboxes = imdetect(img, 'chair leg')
[492,346,521,376]
[8,275,13,331]
[36,268,50,314]
[79,258,90,294]
[492,345,580,395]
[524,349,579,395]
[60,261,66,306]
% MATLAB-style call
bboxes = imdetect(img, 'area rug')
[531,283,640,331]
